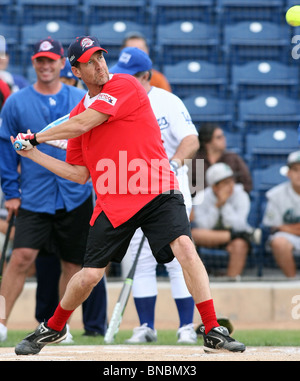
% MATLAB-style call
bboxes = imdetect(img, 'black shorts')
[84,190,191,268]
[13,195,93,265]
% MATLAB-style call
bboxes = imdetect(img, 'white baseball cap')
[206,163,234,186]
[287,150,300,167]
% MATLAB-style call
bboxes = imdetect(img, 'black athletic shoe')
[196,317,234,336]
[15,322,67,355]
[203,326,246,353]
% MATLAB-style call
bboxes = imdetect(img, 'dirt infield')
[1,344,300,361]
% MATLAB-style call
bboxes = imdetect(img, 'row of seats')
[0,0,297,26]
[182,93,300,133]
[163,59,300,100]
[3,18,298,71]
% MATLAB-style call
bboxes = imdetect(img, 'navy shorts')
[84,190,192,268]
[13,194,93,265]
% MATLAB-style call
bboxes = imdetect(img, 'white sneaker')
[125,323,157,343]
[0,322,7,342]
[60,324,74,344]
[177,323,197,344]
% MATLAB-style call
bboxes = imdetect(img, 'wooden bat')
[0,214,14,284]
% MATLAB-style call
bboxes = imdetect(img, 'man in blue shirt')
[0,38,107,341]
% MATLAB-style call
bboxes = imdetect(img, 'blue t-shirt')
[0,84,92,213]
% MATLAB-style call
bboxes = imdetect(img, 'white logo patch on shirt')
[97,93,117,106]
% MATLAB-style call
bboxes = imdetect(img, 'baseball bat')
[13,113,70,151]
[104,234,146,344]
[0,214,14,283]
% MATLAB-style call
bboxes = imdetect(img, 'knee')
[80,267,104,289]
[271,237,292,252]
[9,248,36,272]
[170,235,198,264]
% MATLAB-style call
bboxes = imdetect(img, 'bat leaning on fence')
[104,234,146,344]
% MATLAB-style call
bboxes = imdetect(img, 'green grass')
[1,329,300,348]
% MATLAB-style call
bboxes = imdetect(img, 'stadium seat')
[163,60,227,99]
[16,0,82,25]
[149,0,215,25]
[0,0,18,24]
[82,0,147,25]
[245,128,299,170]
[231,61,300,100]
[21,20,86,65]
[216,0,284,25]
[223,21,291,65]
[0,23,20,66]
[89,21,152,65]
[223,130,243,155]
[237,94,300,134]
[155,21,220,68]
[183,95,234,131]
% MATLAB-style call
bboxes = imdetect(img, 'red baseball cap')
[68,36,107,66]
[32,37,64,61]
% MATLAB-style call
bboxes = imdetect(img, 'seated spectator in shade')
[262,150,300,278]
[190,123,252,196]
[191,163,260,278]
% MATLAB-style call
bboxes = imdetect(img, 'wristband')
[29,133,40,146]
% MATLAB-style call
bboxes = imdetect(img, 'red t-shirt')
[66,74,179,227]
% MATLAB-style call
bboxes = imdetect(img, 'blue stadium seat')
[216,0,284,25]
[16,0,82,24]
[237,94,300,134]
[89,21,152,65]
[21,20,86,65]
[183,95,234,131]
[231,61,300,100]
[245,128,299,170]
[149,0,215,25]
[163,60,227,99]
[224,130,243,155]
[223,21,291,65]
[0,23,20,66]
[0,0,18,24]
[155,21,220,68]
[82,0,146,25]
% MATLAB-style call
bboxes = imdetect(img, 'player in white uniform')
[262,150,300,278]
[110,47,199,343]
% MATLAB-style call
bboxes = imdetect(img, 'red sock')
[196,299,219,334]
[47,303,74,332]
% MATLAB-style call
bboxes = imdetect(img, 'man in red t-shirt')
[12,36,245,355]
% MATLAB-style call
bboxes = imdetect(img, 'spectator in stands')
[121,31,172,92]
[0,53,30,92]
[262,150,300,278]
[0,38,107,342]
[190,123,252,196]
[191,163,260,278]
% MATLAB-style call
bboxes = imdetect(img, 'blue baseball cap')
[60,58,77,79]
[68,36,107,66]
[109,47,152,75]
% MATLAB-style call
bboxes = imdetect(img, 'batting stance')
[110,47,199,344]
[12,36,245,355]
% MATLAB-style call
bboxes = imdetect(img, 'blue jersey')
[0,84,92,214]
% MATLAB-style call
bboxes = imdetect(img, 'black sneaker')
[203,326,246,353]
[15,322,67,355]
[196,317,234,336]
